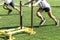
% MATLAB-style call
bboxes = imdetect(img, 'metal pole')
[20,0,22,29]
[31,0,33,28]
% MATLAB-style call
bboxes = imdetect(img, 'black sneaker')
[8,9,12,15]
[55,20,59,26]
[39,19,46,26]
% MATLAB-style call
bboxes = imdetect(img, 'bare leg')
[3,4,12,15]
[13,6,20,12]
[36,8,43,20]
[36,8,46,26]
[47,10,59,26]
[47,10,57,22]
[3,4,10,10]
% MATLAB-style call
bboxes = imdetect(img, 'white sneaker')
[39,19,46,26]
[55,20,59,26]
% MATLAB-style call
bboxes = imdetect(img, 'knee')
[36,12,39,17]
[3,5,7,9]
[36,12,41,16]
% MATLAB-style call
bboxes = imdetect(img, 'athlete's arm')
[33,0,41,6]
[23,0,34,5]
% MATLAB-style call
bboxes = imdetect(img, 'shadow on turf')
[40,24,55,27]
[0,26,19,29]
[25,24,55,28]
[0,26,39,29]
[0,14,19,16]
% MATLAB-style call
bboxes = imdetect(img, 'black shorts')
[41,8,50,12]
[4,1,14,8]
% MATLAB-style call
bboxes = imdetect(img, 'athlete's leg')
[36,8,43,20]
[37,8,46,26]
[9,2,20,12]
[47,10,59,26]
[3,3,12,15]
[3,3,10,10]
[13,6,20,12]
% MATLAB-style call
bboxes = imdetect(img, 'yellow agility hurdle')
[0,27,36,40]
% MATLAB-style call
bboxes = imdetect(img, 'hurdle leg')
[20,0,22,29]
[6,32,15,40]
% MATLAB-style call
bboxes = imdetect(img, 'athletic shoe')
[39,19,46,26]
[55,20,59,26]
[8,9,12,15]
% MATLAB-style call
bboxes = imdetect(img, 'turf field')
[0,0,60,40]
